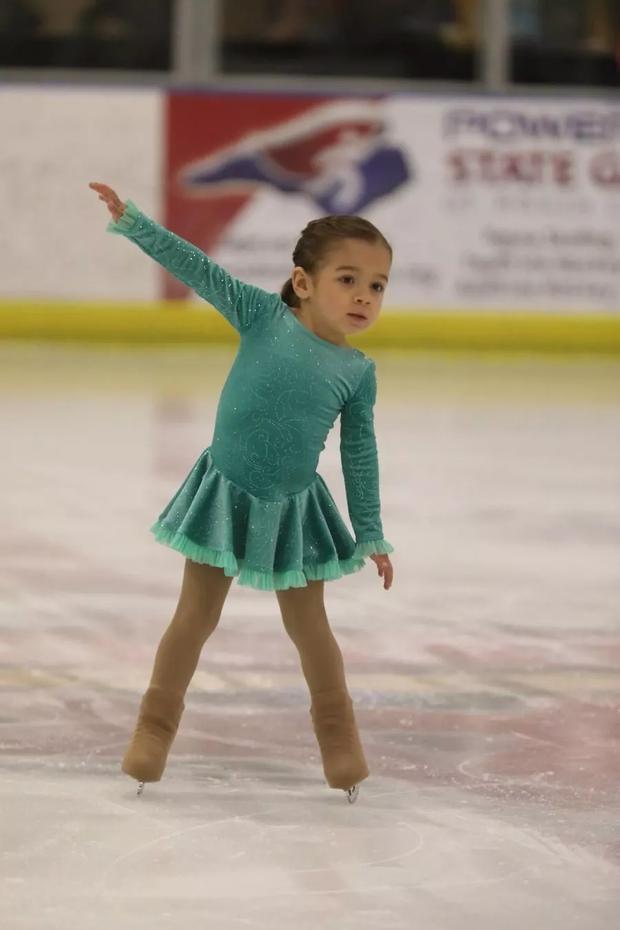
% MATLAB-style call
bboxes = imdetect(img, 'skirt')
[149,447,368,591]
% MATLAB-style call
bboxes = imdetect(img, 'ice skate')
[310,688,369,798]
[121,686,185,789]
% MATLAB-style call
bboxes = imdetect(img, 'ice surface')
[1,345,619,930]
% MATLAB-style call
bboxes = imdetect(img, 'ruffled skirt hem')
[149,523,367,590]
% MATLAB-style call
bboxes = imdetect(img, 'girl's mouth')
[347,313,367,321]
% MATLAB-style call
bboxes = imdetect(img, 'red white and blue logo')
[177,99,410,214]
[164,94,411,298]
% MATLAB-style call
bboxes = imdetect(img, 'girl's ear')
[292,266,312,300]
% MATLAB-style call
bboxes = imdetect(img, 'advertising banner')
[165,92,620,313]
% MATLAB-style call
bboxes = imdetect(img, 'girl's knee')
[169,604,221,644]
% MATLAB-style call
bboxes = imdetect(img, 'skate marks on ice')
[2,763,619,930]
[1,346,620,929]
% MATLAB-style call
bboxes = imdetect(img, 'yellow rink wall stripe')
[0,300,619,352]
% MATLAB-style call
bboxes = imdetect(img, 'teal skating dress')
[107,201,394,591]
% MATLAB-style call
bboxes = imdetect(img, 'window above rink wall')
[219,0,481,81]
[0,0,173,70]
[0,0,616,90]
[509,0,620,87]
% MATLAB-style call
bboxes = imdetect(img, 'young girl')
[89,181,394,804]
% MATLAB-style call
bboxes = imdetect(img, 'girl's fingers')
[374,558,393,589]
[89,181,120,205]
[89,181,111,193]
[89,182,125,221]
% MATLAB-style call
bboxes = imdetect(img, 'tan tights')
[148,559,350,698]
[275,580,349,696]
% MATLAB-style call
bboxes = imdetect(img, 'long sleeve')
[339,360,394,559]
[106,200,280,333]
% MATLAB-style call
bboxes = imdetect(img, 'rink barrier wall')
[0,301,618,353]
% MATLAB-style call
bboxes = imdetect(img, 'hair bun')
[280,277,299,308]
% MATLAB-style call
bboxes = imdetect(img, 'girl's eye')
[338,275,384,293]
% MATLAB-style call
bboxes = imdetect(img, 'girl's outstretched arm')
[89,182,281,333]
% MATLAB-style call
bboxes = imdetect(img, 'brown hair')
[280,215,392,308]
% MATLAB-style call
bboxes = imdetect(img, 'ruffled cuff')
[352,538,394,559]
[106,198,141,235]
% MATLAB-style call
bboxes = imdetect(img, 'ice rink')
[1,342,619,930]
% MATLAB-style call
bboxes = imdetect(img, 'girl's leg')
[149,558,234,694]
[122,559,233,784]
[275,579,347,694]
[275,580,369,790]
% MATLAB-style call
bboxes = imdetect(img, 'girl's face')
[292,238,391,339]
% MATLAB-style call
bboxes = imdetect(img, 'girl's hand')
[88,182,126,222]
[369,553,393,590]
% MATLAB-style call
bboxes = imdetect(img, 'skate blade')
[136,781,145,796]
[345,784,359,804]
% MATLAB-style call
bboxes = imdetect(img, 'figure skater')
[89,181,395,804]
